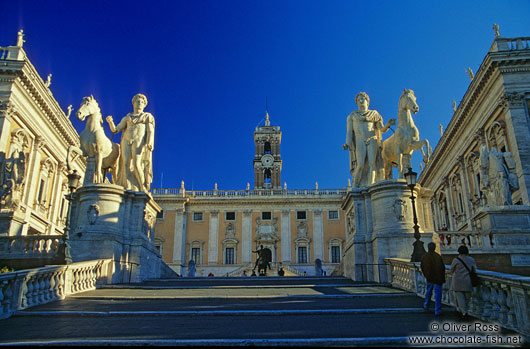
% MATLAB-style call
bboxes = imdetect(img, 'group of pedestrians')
[420,242,477,320]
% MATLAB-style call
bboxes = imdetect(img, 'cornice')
[420,49,500,186]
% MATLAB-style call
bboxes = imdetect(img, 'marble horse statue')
[67,95,120,184]
[382,89,431,179]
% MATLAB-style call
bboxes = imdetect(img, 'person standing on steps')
[450,245,477,320]
[420,242,446,316]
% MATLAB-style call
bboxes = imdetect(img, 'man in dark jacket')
[420,242,446,316]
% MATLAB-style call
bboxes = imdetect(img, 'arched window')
[264,142,271,154]
[264,169,272,188]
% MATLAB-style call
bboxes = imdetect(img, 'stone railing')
[283,264,305,277]
[0,46,25,61]
[0,235,62,258]
[151,188,347,198]
[226,263,253,277]
[0,259,113,320]
[385,258,530,336]
[436,231,492,252]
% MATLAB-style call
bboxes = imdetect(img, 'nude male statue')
[106,94,155,192]
[343,92,395,187]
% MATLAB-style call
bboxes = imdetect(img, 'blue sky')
[1,1,530,190]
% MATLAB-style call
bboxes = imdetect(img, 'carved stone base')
[68,183,171,282]
[342,180,434,283]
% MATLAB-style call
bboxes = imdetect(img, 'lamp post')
[404,167,426,262]
[57,169,81,264]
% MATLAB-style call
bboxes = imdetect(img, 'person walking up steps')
[420,242,446,316]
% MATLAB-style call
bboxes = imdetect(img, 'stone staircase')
[0,276,520,346]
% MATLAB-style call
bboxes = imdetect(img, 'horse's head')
[77,95,100,121]
[399,88,419,114]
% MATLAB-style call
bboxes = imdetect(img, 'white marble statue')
[439,123,443,137]
[493,23,500,38]
[479,145,519,206]
[452,100,457,112]
[70,95,120,184]
[45,74,52,87]
[107,94,155,192]
[466,68,474,80]
[66,105,73,118]
[343,92,395,187]
[16,30,25,47]
[0,129,29,208]
[382,89,431,179]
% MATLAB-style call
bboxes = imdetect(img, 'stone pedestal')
[68,183,164,283]
[342,180,433,282]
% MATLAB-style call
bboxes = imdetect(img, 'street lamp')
[404,167,426,262]
[56,169,81,264]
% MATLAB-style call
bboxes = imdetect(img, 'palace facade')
[153,113,347,276]
[0,39,85,240]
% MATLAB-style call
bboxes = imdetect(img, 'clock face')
[261,154,274,167]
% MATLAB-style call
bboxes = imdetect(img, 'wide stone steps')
[0,276,517,346]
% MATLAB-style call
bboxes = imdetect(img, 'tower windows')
[264,141,271,154]
[264,169,272,188]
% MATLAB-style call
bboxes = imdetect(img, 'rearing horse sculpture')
[67,95,120,184]
[382,89,431,179]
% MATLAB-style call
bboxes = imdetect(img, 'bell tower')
[253,111,282,189]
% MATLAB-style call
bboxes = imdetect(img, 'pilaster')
[172,207,186,266]
[208,210,219,264]
[313,210,324,262]
[281,210,291,263]
[242,210,252,263]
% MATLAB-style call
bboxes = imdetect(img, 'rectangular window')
[331,246,340,263]
[328,210,339,220]
[225,248,235,264]
[191,248,200,263]
[37,179,46,203]
[225,212,236,221]
[157,210,164,219]
[296,211,307,220]
[193,212,203,221]
[262,212,272,220]
[298,247,307,264]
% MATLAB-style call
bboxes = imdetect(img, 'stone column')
[443,178,456,230]
[172,207,186,267]
[49,162,66,230]
[208,210,219,264]
[313,209,324,262]
[281,210,291,263]
[242,210,252,264]
[457,157,474,229]
[24,136,45,215]
[503,93,530,205]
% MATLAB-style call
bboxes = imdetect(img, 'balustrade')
[386,258,530,336]
[0,235,62,258]
[151,188,347,198]
[0,259,112,320]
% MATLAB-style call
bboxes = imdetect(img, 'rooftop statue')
[493,23,500,38]
[107,94,155,192]
[382,89,431,179]
[16,30,25,47]
[69,95,120,184]
[343,92,395,187]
